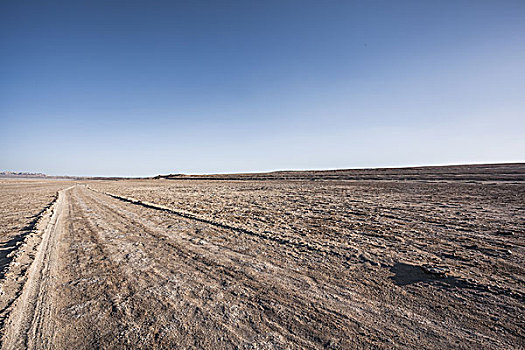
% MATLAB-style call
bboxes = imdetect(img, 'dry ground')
[0,179,73,278]
[0,169,523,349]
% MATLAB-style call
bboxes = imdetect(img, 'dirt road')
[1,183,523,349]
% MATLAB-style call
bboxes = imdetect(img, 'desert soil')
[0,167,523,349]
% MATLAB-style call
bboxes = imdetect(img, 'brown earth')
[0,165,523,349]
[0,180,73,277]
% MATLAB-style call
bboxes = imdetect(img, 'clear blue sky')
[1,0,524,176]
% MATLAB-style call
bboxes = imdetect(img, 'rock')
[421,264,449,277]
[359,253,380,267]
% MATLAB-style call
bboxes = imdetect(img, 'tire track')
[1,186,74,350]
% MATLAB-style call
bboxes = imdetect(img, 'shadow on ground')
[390,262,467,288]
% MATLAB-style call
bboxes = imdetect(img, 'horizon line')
[2,160,524,179]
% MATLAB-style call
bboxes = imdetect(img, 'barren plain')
[0,164,524,349]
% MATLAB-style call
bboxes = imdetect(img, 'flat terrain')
[0,165,523,349]
[0,180,73,278]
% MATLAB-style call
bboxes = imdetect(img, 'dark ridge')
[154,163,525,182]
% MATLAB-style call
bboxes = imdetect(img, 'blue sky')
[1,0,524,176]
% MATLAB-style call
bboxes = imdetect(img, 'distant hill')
[0,171,89,180]
[0,171,48,178]
[154,163,525,182]
[3,163,524,182]
[0,171,146,181]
